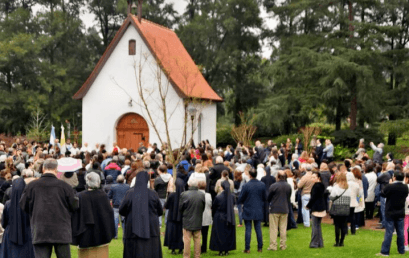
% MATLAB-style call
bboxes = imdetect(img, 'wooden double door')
[116,113,149,150]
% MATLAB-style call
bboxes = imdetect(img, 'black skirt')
[123,236,162,258]
[209,214,236,252]
[164,220,184,250]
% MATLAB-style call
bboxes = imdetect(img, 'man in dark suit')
[209,156,229,200]
[377,171,408,256]
[315,139,323,165]
[238,168,266,253]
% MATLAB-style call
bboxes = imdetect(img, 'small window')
[129,40,136,55]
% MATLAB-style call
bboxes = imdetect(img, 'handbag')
[329,189,351,216]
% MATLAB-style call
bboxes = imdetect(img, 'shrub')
[216,124,236,147]
[308,123,335,137]
[332,128,384,149]
[272,134,302,146]
[333,145,355,161]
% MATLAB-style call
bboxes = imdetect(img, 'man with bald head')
[267,170,292,251]
[108,174,130,238]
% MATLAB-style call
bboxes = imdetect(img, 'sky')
[34,0,278,58]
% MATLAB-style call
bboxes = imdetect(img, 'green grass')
[53,216,405,258]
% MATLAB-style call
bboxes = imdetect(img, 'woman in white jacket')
[352,167,365,229]
[364,163,377,219]
[346,172,360,235]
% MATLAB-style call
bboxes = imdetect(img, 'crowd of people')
[0,137,408,257]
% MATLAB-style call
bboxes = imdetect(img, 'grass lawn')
[55,216,405,258]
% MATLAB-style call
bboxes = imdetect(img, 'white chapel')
[73,3,222,151]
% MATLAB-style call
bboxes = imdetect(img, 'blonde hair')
[336,173,348,189]
[195,164,204,173]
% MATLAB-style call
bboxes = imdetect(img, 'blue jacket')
[362,174,369,199]
[108,183,130,208]
[238,179,266,221]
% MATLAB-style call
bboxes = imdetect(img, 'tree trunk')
[335,100,342,131]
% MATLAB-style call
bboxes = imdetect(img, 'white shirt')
[365,172,377,202]
[121,165,130,175]
[200,190,213,226]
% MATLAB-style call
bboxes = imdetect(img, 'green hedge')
[216,124,236,147]
[332,128,384,149]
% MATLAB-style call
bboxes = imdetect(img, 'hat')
[0,155,6,162]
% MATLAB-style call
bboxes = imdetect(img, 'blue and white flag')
[50,125,56,145]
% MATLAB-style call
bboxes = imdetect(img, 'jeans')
[244,220,263,251]
[381,217,405,255]
[296,191,303,224]
[237,203,243,225]
[310,215,323,248]
[159,198,168,227]
[34,244,70,258]
[113,208,125,238]
[287,202,297,230]
[301,194,311,227]
[380,197,386,227]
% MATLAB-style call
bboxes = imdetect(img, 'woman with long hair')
[351,167,365,229]
[329,173,351,247]
[307,172,326,248]
[299,151,309,163]
[346,172,360,235]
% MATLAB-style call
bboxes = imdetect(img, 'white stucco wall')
[187,102,217,147]
[82,25,187,151]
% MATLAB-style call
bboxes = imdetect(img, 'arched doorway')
[116,113,149,150]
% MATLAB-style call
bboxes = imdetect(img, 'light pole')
[188,107,197,146]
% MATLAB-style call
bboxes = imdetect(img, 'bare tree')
[114,45,209,180]
[26,106,48,142]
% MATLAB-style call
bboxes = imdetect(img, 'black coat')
[306,182,326,212]
[381,182,409,220]
[120,187,163,258]
[179,187,205,231]
[119,188,163,239]
[164,192,184,250]
[209,164,229,192]
[19,173,79,244]
[72,189,115,248]
[315,145,323,162]
[267,181,292,214]
[209,191,236,252]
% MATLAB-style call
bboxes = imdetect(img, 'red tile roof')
[73,15,222,102]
